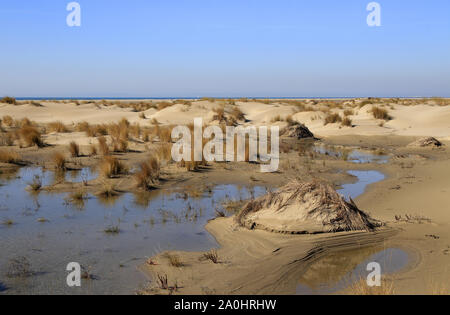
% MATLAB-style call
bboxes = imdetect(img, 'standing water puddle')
[297,166,406,294]
[314,144,389,164]
[0,167,266,294]
[296,247,409,295]
[338,170,385,200]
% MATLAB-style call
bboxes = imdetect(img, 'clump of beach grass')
[68,141,80,157]
[134,155,160,190]
[100,156,127,178]
[370,106,391,121]
[1,115,14,127]
[18,125,44,148]
[324,113,342,125]
[201,249,219,264]
[165,253,184,267]
[97,136,110,155]
[47,121,68,133]
[52,152,66,170]
[341,117,353,127]
[0,149,20,164]
[349,277,395,295]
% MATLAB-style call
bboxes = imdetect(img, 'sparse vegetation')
[0,150,20,164]
[1,96,16,105]
[18,125,44,148]
[201,249,219,264]
[52,152,66,170]
[47,121,68,133]
[104,223,120,234]
[28,175,42,191]
[68,141,80,157]
[98,136,110,155]
[100,156,127,178]
[6,256,34,278]
[134,155,160,190]
[324,113,342,125]
[349,277,395,295]
[341,117,353,127]
[165,253,184,267]
[371,106,391,121]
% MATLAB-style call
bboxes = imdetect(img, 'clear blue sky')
[1,0,449,98]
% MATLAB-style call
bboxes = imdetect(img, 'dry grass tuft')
[349,278,395,295]
[68,141,80,157]
[0,150,20,164]
[2,115,14,127]
[324,113,342,125]
[165,253,184,267]
[341,117,353,127]
[100,156,127,178]
[343,109,354,116]
[52,152,66,170]
[134,156,160,190]
[371,106,391,121]
[18,126,44,148]
[201,249,219,264]
[97,136,110,155]
[47,121,68,133]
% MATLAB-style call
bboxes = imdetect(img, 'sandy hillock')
[408,137,443,147]
[236,180,381,234]
[282,123,315,139]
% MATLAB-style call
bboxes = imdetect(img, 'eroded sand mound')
[408,137,443,147]
[282,123,315,139]
[236,180,380,234]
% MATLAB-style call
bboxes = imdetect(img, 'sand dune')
[2,100,449,141]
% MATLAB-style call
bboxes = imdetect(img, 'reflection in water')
[297,247,409,295]
[314,144,389,164]
[0,167,266,295]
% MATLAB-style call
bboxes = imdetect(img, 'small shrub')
[1,96,16,105]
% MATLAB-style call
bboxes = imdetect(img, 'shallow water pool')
[296,247,409,295]
[0,167,266,294]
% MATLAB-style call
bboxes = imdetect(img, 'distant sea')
[14,96,437,100]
